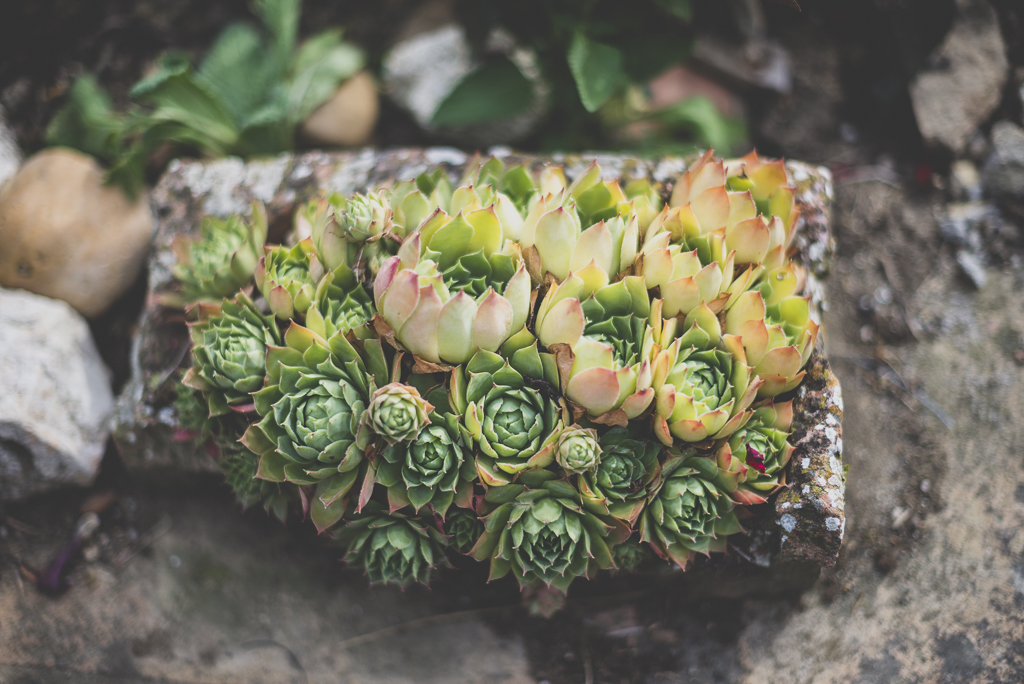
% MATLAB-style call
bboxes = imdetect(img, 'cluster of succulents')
[170,150,818,594]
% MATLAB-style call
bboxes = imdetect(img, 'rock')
[383,25,474,129]
[0,148,155,318]
[0,494,536,684]
[382,25,546,146]
[691,36,792,94]
[299,71,380,148]
[0,287,113,501]
[0,105,21,189]
[949,159,982,201]
[909,1,1009,154]
[982,120,1024,198]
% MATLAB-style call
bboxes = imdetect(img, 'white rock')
[0,148,154,317]
[382,25,546,146]
[0,288,113,500]
[301,71,380,147]
[909,1,1008,154]
[383,24,474,129]
[0,105,21,189]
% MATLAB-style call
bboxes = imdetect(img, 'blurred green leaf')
[240,98,294,153]
[199,23,278,123]
[567,32,625,113]
[653,0,692,20]
[620,35,692,82]
[253,0,300,73]
[45,75,125,164]
[652,96,745,153]
[132,54,239,154]
[431,56,534,127]
[287,30,365,123]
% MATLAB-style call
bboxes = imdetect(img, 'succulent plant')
[555,426,602,475]
[304,262,375,340]
[363,382,434,445]
[715,400,795,505]
[472,477,617,592]
[375,410,474,516]
[639,453,741,569]
[373,222,531,365]
[516,163,642,284]
[219,447,293,522]
[255,239,321,319]
[611,539,649,572]
[724,263,819,398]
[579,427,661,522]
[169,151,825,601]
[444,508,485,554]
[182,292,282,416]
[242,322,389,531]
[643,149,796,303]
[534,275,655,420]
[450,345,566,485]
[309,190,399,277]
[650,303,762,445]
[167,204,267,306]
[335,503,448,586]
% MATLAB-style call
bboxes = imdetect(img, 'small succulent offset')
[175,151,822,599]
[471,476,619,592]
[165,203,267,307]
[334,503,448,586]
[183,292,281,416]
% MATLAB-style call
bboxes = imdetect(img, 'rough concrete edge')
[775,339,846,566]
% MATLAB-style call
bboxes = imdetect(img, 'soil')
[3,1,1024,683]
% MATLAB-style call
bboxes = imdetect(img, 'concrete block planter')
[112,148,844,590]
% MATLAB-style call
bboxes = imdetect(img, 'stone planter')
[111,148,844,591]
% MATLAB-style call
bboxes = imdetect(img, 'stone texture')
[0,148,155,318]
[300,71,380,148]
[111,148,842,584]
[774,344,845,566]
[0,496,535,684]
[982,120,1024,199]
[909,0,1009,154]
[381,26,546,146]
[0,287,113,500]
[0,105,21,189]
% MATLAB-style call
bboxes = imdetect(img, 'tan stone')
[0,147,154,317]
[300,70,380,147]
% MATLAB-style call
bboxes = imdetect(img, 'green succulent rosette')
[471,476,617,593]
[182,292,281,416]
[242,322,389,532]
[363,382,433,445]
[534,275,655,421]
[372,209,531,366]
[725,264,820,398]
[555,426,601,475]
[375,410,475,516]
[166,203,267,307]
[611,539,650,573]
[305,262,375,340]
[639,453,742,569]
[334,503,447,587]
[255,238,320,319]
[714,400,795,505]
[451,334,567,486]
[444,508,485,555]
[219,447,293,523]
[579,427,661,523]
[650,302,761,446]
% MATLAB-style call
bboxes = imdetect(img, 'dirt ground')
[3,2,1024,683]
